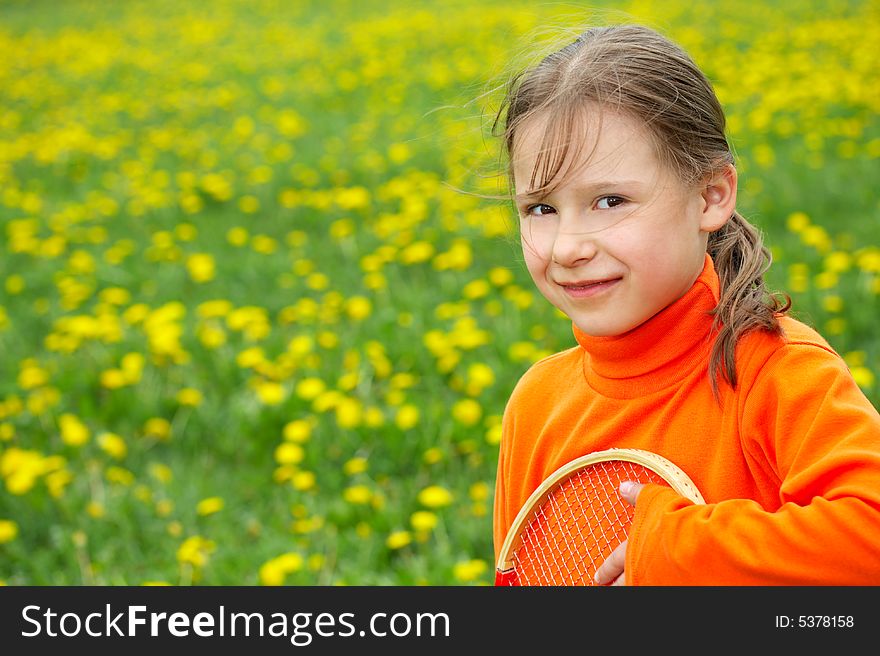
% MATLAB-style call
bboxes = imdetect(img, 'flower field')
[0,0,877,585]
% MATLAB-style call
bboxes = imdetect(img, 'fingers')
[593,539,627,585]
[619,480,645,506]
[593,482,648,585]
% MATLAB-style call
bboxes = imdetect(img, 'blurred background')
[0,0,877,585]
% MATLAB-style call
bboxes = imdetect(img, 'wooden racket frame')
[496,447,705,574]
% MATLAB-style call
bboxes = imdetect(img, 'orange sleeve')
[626,341,880,585]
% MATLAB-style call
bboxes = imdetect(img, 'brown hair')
[493,24,790,396]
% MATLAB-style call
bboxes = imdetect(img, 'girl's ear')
[699,163,737,233]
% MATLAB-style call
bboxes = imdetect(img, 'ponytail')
[707,211,791,397]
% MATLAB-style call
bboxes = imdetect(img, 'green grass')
[0,0,877,585]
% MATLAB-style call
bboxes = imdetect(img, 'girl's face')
[512,108,734,337]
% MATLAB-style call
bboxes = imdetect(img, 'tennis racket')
[495,447,704,586]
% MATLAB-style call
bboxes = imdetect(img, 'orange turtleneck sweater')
[493,254,880,584]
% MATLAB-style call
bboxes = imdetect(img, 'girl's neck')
[573,254,720,398]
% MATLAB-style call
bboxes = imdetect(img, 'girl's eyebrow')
[515,179,645,202]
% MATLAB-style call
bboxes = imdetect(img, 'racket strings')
[512,460,665,585]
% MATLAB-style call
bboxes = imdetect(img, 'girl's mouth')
[560,278,621,298]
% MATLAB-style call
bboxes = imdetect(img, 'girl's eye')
[596,196,626,210]
[525,203,555,217]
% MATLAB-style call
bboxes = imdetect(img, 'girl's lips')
[559,278,622,298]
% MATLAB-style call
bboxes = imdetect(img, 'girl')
[491,24,880,585]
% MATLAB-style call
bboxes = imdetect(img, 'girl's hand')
[593,481,645,586]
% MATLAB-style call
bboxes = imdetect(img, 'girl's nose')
[551,227,598,267]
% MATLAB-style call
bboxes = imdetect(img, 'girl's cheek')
[520,225,554,263]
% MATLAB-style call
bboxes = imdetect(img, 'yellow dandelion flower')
[400,241,435,264]
[423,447,443,465]
[822,296,844,313]
[236,347,265,369]
[186,253,215,283]
[388,143,411,163]
[291,515,322,534]
[469,481,490,502]
[824,251,852,273]
[343,457,368,476]
[259,552,303,586]
[97,432,127,460]
[283,419,313,443]
[466,363,495,391]
[100,369,128,389]
[17,362,48,390]
[386,530,412,550]
[786,212,810,233]
[176,536,216,568]
[196,300,233,319]
[508,341,538,362]
[313,390,343,412]
[59,413,89,447]
[274,442,304,465]
[295,377,326,400]
[364,272,387,290]
[452,398,482,426]
[488,267,514,286]
[825,318,847,335]
[0,423,14,442]
[196,497,224,516]
[197,324,227,349]
[856,249,880,273]
[343,485,373,505]
[851,367,875,389]
[252,235,278,254]
[306,272,329,290]
[291,471,316,491]
[344,296,372,321]
[364,406,385,427]
[418,485,454,508]
[106,466,134,486]
[410,510,438,532]
[135,484,152,503]
[149,462,173,483]
[330,218,355,240]
[227,227,249,247]
[276,552,304,572]
[485,423,502,445]
[453,559,487,583]
[255,380,285,405]
[395,404,419,430]
[335,397,363,428]
[273,465,295,484]
[176,388,203,406]
[143,417,171,441]
[0,519,19,544]
[45,469,73,498]
[463,279,491,300]
[167,521,183,537]
[259,561,286,587]
[6,274,25,294]
[87,501,105,518]
[239,195,260,214]
[317,331,339,349]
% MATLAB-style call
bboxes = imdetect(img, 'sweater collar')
[573,254,720,398]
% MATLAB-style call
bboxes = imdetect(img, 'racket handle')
[495,570,519,586]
